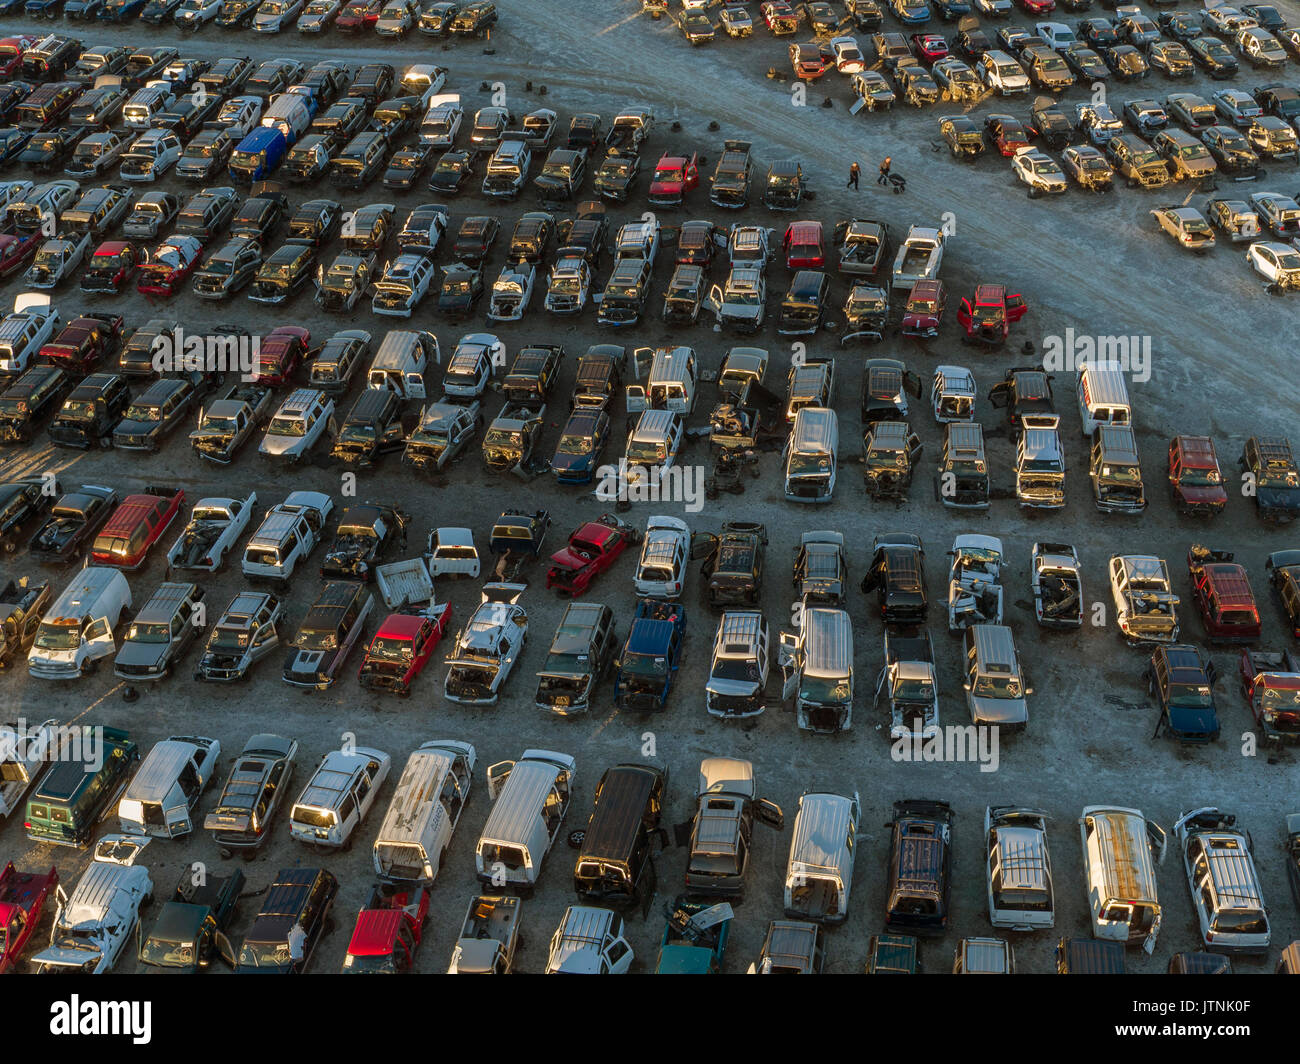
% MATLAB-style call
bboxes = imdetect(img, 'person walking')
[847,161,860,189]
[877,156,892,185]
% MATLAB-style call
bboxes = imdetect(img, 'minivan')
[784,791,859,924]
[24,726,139,847]
[779,606,853,734]
[477,749,576,894]
[118,735,220,838]
[371,740,476,885]
[963,624,1030,730]
[572,762,668,909]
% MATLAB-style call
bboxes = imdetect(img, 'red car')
[789,42,829,79]
[984,114,1032,156]
[783,220,825,270]
[647,152,700,208]
[761,0,799,34]
[910,33,950,65]
[336,0,385,31]
[0,862,58,975]
[37,313,123,374]
[1239,647,1300,743]
[1168,435,1228,516]
[90,487,185,569]
[357,603,453,697]
[546,513,639,597]
[81,241,143,294]
[342,884,430,973]
[901,278,947,338]
[955,282,1027,342]
[1015,0,1054,12]
[1188,546,1262,644]
[254,324,311,387]
[0,231,41,279]
[0,37,37,80]
[137,235,204,297]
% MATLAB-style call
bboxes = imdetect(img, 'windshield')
[974,672,1021,697]
[1168,682,1212,708]
[124,403,162,422]
[34,622,80,651]
[1100,462,1140,483]
[139,935,196,968]
[268,416,306,437]
[626,438,667,465]
[800,675,850,704]
[788,451,831,477]
[556,433,592,455]
[893,673,934,702]
[366,637,413,664]
[623,651,668,677]
[210,625,251,651]
[60,400,97,422]
[126,621,171,644]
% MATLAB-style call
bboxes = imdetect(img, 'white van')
[627,345,697,414]
[784,791,860,924]
[1076,362,1132,437]
[477,749,576,894]
[783,406,838,503]
[372,740,476,884]
[118,736,221,838]
[28,567,132,680]
[779,606,854,734]
[261,93,312,144]
[366,329,434,400]
[1079,805,1167,954]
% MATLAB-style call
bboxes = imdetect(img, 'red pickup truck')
[341,883,430,974]
[90,486,185,569]
[1188,545,1262,643]
[648,152,699,208]
[357,603,453,697]
[37,314,124,375]
[1240,648,1300,744]
[0,862,58,974]
[955,283,1027,344]
[546,513,640,597]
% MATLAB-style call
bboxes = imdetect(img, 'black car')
[0,366,74,444]
[1240,436,1300,524]
[234,868,338,973]
[311,98,369,152]
[319,502,410,581]
[286,199,344,247]
[329,389,414,468]
[438,262,485,317]
[885,800,953,934]
[1101,43,1150,79]
[27,484,118,564]
[953,23,993,62]
[861,359,923,426]
[19,126,88,171]
[987,366,1055,431]
[350,63,395,103]
[559,202,610,267]
[1188,35,1238,78]
[48,372,132,449]
[283,582,373,689]
[249,243,317,304]
[428,149,475,194]
[1157,10,1203,42]
[1146,644,1221,744]
[701,521,767,607]
[0,476,59,553]
[776,270,830,336]
[112,377,199,452]
[1254,83,1300,125]
[382,144,435,190]
[593,151,640,202]
[229,189,289,243]
[452,215,501,266]
[861,533,928,624]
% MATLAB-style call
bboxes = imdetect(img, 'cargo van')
[962,624,1031,731]
[229,127,288,183]
[573,762,667,909]
[366,329,434,400]
[478,749,576,894]
[372,740,476,885]
[626,345,697,414]
[261,93,312,146]
[24,726,139,848]
[118,735,221,839]
[1079,805,1167,954]
[783,791,860,924]
[783,406,838,503]
[28,567,133,680]
[779,606,853,734]
[1076,362,1132,436]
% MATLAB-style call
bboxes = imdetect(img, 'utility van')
[477,749,576,894]
[372,740,476,884]
[1076,362,1132,436]
[28,567,132,680]
[1079,805,1167,954]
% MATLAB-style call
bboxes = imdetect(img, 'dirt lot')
[1,0,1299,974]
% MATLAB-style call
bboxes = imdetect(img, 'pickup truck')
[0,862,58,974]
[875,626,939,740]
[448,894,522,974]
[545,513,640,598]
[357,601,452,695]
[0,581,52,670]
[502,344,565,405]
[608,108,654,157]
[1240,648,1300,743]
[891,225,945,291]
[710,140,753,209]
[614,597,688,711]
[1031,542,1083,629]
[656,898,733,974]
[136,868,245,973]
[166,493,258,573]
[0,718,59,819]
[834,219,890,275]
[27,487,118,565]
[648,152,700,208]
[374,557,435,610]
[489,509,551,581]
[342,883,431,974]
[189,383,276,465]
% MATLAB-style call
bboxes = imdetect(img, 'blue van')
[229,127,288,184]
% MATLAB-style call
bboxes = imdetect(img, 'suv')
[885,800,954,935]
[862,534,928,625]
[705,612,771,719]
[444,584,528,705]
[573,762,668,909]
[985,806,1054,931]
[1240,436,1300,523]
[260,390,335,464]
[242,492,333,585]
[701,522,767,607]
[684,757,783,898]
[1168,434,1227,515]
[1147,644,1221,743]
[635,516,692,599]
[113,581,204,681]
[283,582,374,689]
[1174,808,1270,955]
[1266,551,1300,640]
[235,868,338,973]
[534,601,618,716]
[1090,424,1146,513]
[195,591,283,683]
[1187,545,1261,643]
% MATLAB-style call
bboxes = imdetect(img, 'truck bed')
[460,894,519,943]
[0,862,57,913]
[375,557,434,609]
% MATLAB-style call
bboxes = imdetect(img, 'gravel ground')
[0,0,1298,975]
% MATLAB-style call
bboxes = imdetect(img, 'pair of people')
[846,157,896,189]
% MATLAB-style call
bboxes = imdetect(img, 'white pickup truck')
[166,492,258,573]
[0,718,59,818]
[891,225,945,291]
[375,557,434,609]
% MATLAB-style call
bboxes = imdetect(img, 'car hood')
[550,450,593,473]
[1258,485,1300,509]
[706,674,762,697]
[284,647,330,679]
[116,642,168,669]
[1168,704,1218,736]
[970,693,1027,723]
[548,547,592,571]
[1178,483,1228,505]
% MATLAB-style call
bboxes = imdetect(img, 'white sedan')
[829,35,866,73]
[1246,240,1300,289]
[487,261,536,322]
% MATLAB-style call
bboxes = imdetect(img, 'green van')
[24,727,139,848]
